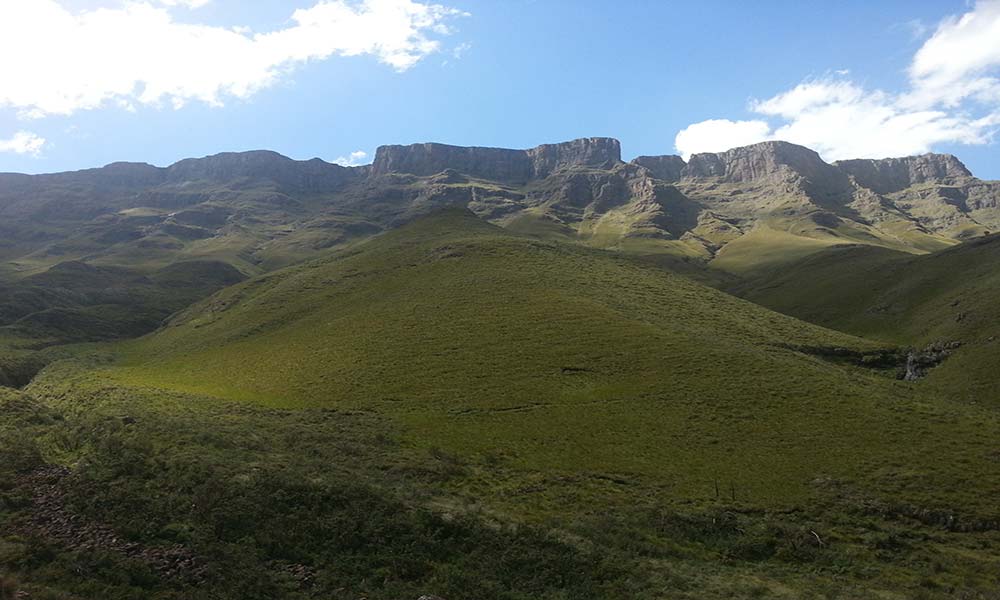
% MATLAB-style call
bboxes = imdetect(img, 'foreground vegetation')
[4,212,1000,598]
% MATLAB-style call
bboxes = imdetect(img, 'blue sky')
[0,0,997,178]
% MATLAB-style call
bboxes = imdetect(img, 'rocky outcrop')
[682,141,839,185]
[630,155,686,182]
[678,141,858,207]
[371,143,534,181]
[527,137,621,177]
[903,341,962,381]
[964,181,1000,211]
[371,138,622,182]
[835,154,973,195]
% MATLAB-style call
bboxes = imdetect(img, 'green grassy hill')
[733,234,1000,404]
[111,210,941,501]
[0,260,244,348]
[6,211,1000,599]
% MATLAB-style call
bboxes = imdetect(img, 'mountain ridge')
[1,137,997,281]
[2,137,982,186]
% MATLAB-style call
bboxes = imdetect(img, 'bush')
[0,431,44,475]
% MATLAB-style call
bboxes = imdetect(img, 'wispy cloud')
[332,150,369,166]
[155,0,212,8]
[675,0,1000,160]
[0,0,468,118]
[0,131,46,156]
[893,18,929,41]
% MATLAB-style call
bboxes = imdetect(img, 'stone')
[630,154,686,181]
[371,137,621,182]
[834,154,972,194]
[681,141,839,185]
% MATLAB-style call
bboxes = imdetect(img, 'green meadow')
[4,211,999,599]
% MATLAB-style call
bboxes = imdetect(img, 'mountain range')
[2,137,996,280]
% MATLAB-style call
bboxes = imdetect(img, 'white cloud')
[907,0,1000,108]
[332,150,369,166]
[675,0,1000,161]
[0,131,46,156]
[156,0,211,8]
[0,0,467,117]
[674,119,772,159]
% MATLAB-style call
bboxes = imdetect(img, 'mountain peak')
[371,137,622,182]
[834,153,973,194]
[630,154,686,182]
[682,140,833,183]
[164,150,358,191]
[526,137,622,176]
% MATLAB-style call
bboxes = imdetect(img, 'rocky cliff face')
[371,138,621,182]
[630,155,685,182]
[371,143,533,181]
[681,141,840,185]
[526,137,622,177]
[834,154,973,194]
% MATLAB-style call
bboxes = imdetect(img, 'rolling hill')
[733,233,1000,405]
[4,209,983,597]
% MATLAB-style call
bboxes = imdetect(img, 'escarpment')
[370,137,622,182]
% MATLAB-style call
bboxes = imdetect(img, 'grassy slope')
[733,234,1000,404]
[105,212,1000,514]
[708,217,955,276]
[0,260,245,350]
[6,212,1000,598]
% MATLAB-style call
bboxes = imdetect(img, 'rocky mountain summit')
[1,137,997,277]
[370,137,621,182]
[834,154,972,194]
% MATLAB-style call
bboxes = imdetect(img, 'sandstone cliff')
[630,155,685,182]
[834,154,973,194]
[371,137,621,182]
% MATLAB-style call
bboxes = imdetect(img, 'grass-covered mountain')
[5,210,1000,598]
[4,139,1000,599]
[111,210,1000,510]
[0,260,243,347]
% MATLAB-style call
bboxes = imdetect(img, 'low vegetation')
[4,211,1000,598]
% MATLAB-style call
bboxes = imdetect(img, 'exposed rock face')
[903,341,962,381]
[965,181,1000,211]
[834,154,973,194]
[371,137,621,182]
[371,143,533,181]
[630,155,686,182]
[526,137,622,177]
[682,141,839,185]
